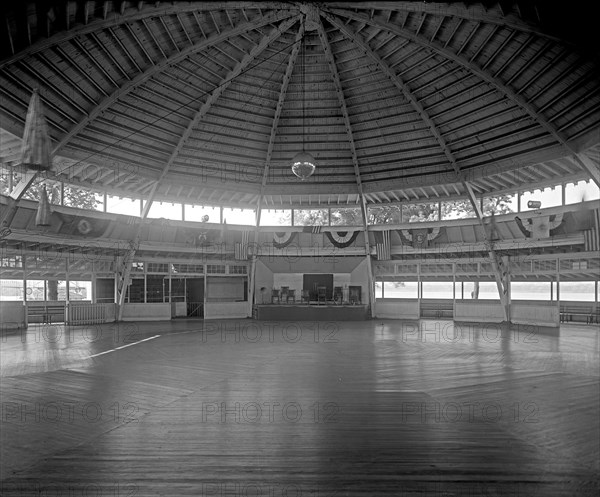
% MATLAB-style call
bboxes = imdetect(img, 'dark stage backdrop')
[303,274,333,300]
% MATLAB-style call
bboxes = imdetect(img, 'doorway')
[186,278,204,317]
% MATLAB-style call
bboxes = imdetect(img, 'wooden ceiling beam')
[1,3,295,69]
[142,18,167,58]
[52,11,295,158]
[140,17,297,219]
[53,45,109,97]
[328,7,575,154]
[106,26,143,73]
[325,12,464,181]
[71,38,119,87]
[159,16,181,52]
[89,32,130,80]
[176,13,194,46]
[255,20,303,226]
[124,23,155,65]
[574,153,600,189]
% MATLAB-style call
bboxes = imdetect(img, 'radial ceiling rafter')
[256,21,305,224]
[141,16,300,218]
[327,7,577,155]
[323,11,463,179]
[1,2,598,209]
[50,10,296,159]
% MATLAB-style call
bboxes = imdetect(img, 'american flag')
[235,231,250,260]
[374,230,391,260]
[302,226,322,234]
[584,208,600,252]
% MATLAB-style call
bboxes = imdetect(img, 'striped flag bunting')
[235,231,250,260]
[584,208,600,252]
[324,230,359,248]
[273,231,297,249]
[374,230,391,260]
[302,226,322,234]
[398,227,441,248]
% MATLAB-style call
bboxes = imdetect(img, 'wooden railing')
[67,303,116,325]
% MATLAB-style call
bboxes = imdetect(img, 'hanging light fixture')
[291,18,316,181]
[35,184,52,226]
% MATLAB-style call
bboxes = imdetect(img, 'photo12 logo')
[201,401,340,424]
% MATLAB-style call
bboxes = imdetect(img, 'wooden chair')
[317,286,327,305]
[333,286,343,305]
[271,288,280,304]
[286,289,296,304]
[301,289,310,304]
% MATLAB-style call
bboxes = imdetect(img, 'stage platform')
[254,303,369,321]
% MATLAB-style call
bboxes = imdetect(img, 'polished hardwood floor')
[1,318,598,496]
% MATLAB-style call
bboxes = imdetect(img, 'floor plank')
[1,319,598,495]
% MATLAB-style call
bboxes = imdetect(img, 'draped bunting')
[273,231,297,249]
[324,230,359,248]
[55,214,110,238]
[514,214,564,239]
[398,227,441,248]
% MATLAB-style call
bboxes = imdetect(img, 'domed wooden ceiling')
[0,1,599,209]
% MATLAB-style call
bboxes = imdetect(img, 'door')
[186,278,204,317]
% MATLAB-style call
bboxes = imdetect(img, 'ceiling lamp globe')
[291,151,316,180]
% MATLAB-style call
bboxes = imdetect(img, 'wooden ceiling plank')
[192,11,208,40]
[325,12,465,183]
[481,31,514,70]
[89,32,131,80]
[430,15,445,42]
[54,45,109,97]
[140,17,297,219]
[106,26,143,73]
[209,11,221,35]
[225,9,235,29]
[52,11,294,157]
[34,52,97,108]
[71,38,119,88]
[142,18,168,58]
[506,39,552,86]
[517,46,568,95]
[124,23,156,65]
[443,18,463,48]
[159,16,181,52]
[457,22,480,55]
[492,34,533,78]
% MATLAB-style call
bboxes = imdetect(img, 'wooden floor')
[1,319,598,496]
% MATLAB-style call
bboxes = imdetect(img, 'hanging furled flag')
[20,89,53,172]
[584,208,600,251]
[324,230,360,248]
[235,231,250,260]
[374,230,391,260]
